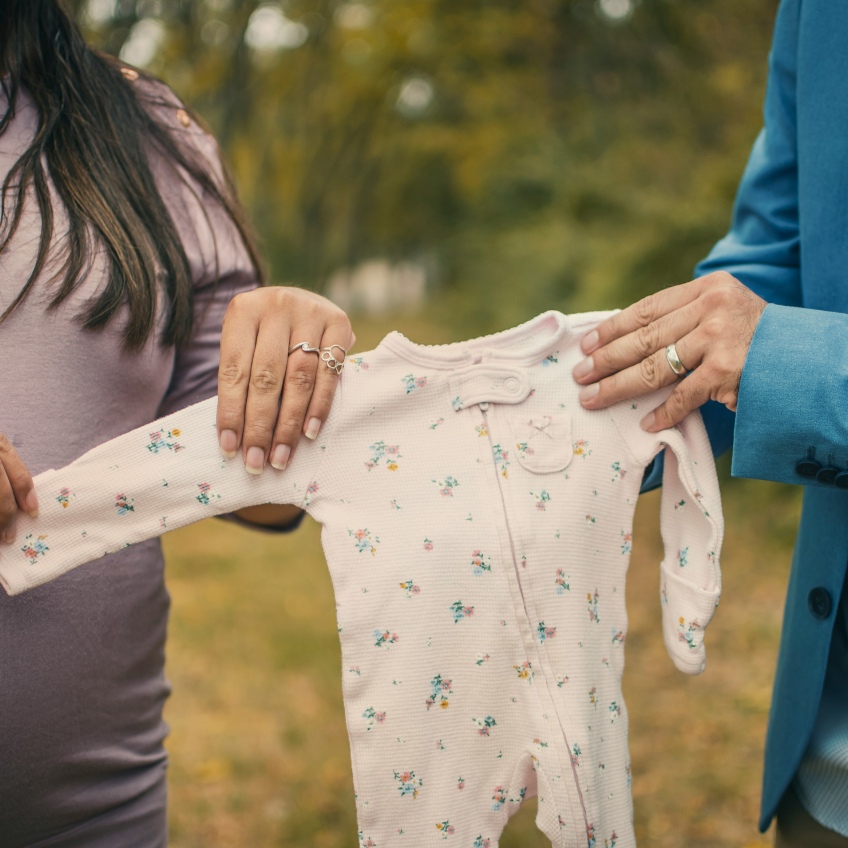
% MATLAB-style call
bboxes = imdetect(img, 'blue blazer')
[642,0,848,831]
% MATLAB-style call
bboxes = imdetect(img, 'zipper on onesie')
[477,401,590,844]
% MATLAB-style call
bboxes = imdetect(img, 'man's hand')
[216,286,355,473]
[571,271,767,431]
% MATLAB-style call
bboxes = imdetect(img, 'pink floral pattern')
[402,374,427,394]
[400,579,421,598]
[426,674,454,710]
[450,601,475,623]
[472,715,497,736]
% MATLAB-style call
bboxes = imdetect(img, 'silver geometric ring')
[319,344,347,375]
[321,343,347,360]
[664,343,688,377]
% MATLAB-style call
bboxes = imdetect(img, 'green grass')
[162,314,799,848]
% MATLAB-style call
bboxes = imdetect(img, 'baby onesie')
[0,310,723,848]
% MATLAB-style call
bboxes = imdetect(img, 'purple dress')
[0,78,300,847]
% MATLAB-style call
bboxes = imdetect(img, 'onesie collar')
[379,310,570,369]
[378,310,616,409]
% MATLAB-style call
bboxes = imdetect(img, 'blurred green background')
[73,1,799,846]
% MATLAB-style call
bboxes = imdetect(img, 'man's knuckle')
[637,355,659,387]
[710,351,735,376]
[701,316,724,340]
[594,345,613,372]
[702,271,727,288]
[635,323,659,359]
[695,356,715,377]
[596,315,618,342]
[716,385,738,407]
[701,285,730,311]
[634,294,657,325]
[667,386,689,413]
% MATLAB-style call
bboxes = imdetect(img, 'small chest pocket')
[509,413,573,474]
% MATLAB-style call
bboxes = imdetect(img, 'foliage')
[74,0,778,333]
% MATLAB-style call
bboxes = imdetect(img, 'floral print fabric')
[0,310,723,848]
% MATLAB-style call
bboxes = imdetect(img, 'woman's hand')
[571,271,767,430]
[216,286,355,472]
[0,434,40,545]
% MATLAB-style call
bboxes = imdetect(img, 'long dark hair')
[0,0,265,355]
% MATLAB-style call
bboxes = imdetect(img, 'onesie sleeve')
[140,78,301,534]
[0,391,336,596]
[609,392,724,674]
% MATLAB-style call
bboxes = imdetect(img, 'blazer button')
[816,466,840,485]
[835,471,848,489]
[808,587,832,620]
[796,458,821,478]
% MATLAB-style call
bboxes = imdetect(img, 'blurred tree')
[75,0,776,332]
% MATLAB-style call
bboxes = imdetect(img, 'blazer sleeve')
[611,393,724,674]
[0,392,338,597]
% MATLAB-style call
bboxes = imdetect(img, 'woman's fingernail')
[245,445,265,474]
[270,444,291,470]
[4,524,16,544]
[641,412,656,431]
[220,429,238,458]
[572,356,593,380]
[25,490,39,519]
[305,417,322,440]
[581,330,599,353]
[578,383,599,403]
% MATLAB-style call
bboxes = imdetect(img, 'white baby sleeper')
[0,310,724,848]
